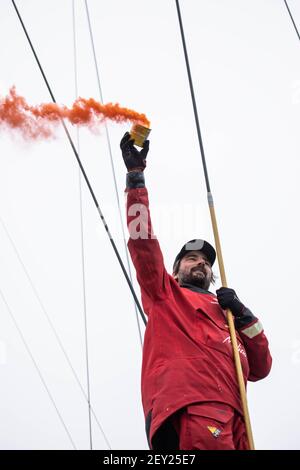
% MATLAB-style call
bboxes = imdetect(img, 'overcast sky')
[0,0,300,450]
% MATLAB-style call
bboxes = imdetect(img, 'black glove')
[216,287,257,328]
[120,132,149,172]
[216,287,246,317]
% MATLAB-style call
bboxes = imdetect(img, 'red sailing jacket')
[126,187,272,446]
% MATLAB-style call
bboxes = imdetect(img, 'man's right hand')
[120,132,149,172]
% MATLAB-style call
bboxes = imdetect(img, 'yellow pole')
[208,192,255,450]
[175,0,255,448]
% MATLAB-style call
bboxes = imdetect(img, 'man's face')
[174,250,213,290]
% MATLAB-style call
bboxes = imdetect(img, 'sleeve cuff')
[239,319,264,338]
[126,171,145,189]
[235,308,258,329]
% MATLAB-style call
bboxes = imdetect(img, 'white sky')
[0,0,299,450]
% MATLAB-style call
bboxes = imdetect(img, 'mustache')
[191,266,207,275]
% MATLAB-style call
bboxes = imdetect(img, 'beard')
[178,266,211,290]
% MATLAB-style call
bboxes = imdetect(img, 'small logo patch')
[207,426,221,438]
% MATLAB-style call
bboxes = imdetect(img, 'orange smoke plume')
[0,87,150,139]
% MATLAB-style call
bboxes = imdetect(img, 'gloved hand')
[120,132,149,172]
[216,287,246,317]
[216,287,258,329]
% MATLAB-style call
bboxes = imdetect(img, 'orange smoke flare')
[0,87,150,139]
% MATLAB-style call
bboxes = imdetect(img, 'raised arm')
[120,132,170,307]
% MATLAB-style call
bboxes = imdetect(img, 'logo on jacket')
[207,426,221,438]
[223,336,247,357]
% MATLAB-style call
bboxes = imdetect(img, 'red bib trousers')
[171,402,249,450]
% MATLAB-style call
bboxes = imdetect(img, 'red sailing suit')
[126,186,272,449]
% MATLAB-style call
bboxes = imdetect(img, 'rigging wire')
[0,287,76,449]
[72,0,93,450]
[11,0,147,327]
[174,0,210,191]
[0,215,111,449]
[84,0,143,347]
[284,0,300,41]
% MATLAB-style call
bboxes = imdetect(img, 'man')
[120,132,272,450]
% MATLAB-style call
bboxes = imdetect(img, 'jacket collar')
[180,282,213,295]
